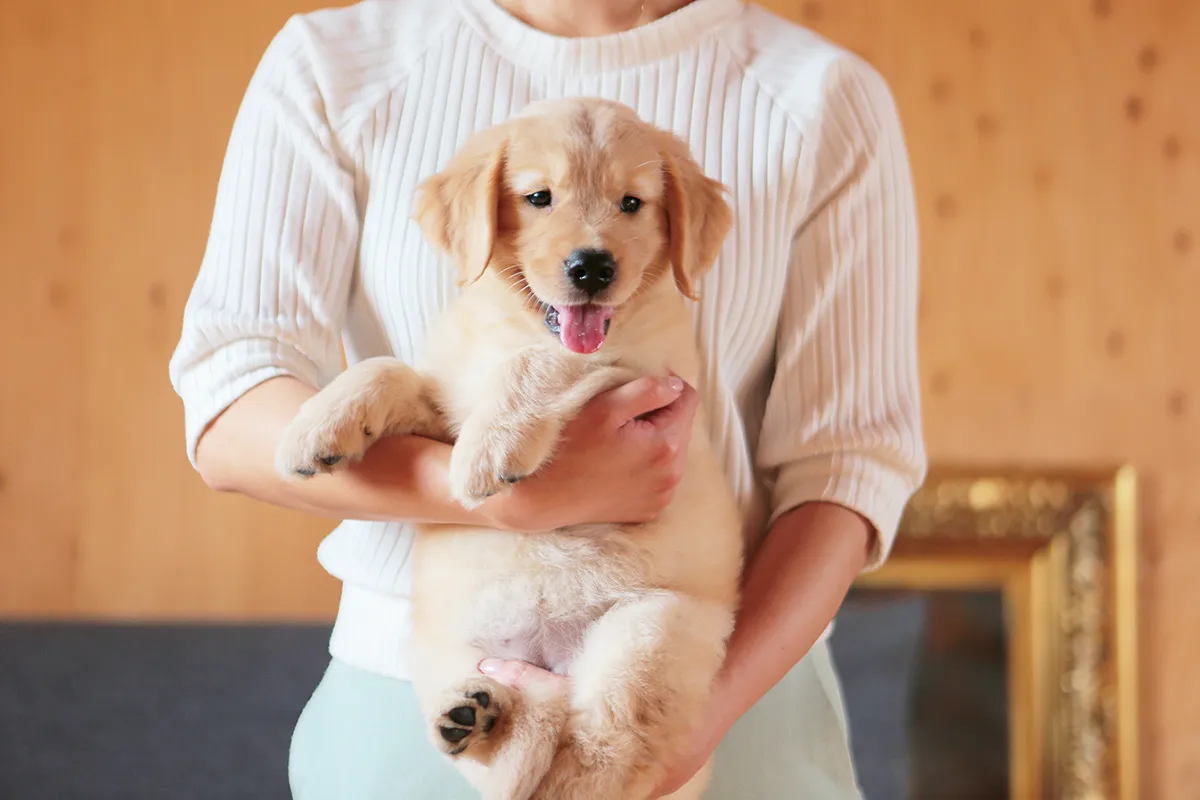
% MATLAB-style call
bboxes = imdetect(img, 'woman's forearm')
[709,501,873,734]
[194,376,488,526]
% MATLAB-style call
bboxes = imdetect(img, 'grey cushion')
[0,599,925,800]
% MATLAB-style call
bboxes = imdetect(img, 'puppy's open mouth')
[544,304,614,354]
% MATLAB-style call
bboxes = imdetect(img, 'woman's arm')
[175,24,476,525]
[193,373,700,532]
[649,503,872,793]
[194,376,486,525]
[700,503,872,733]
[656,53,928,794]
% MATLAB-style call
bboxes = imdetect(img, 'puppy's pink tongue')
[555,304,612,354]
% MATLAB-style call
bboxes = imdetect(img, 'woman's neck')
[493,0,695,37]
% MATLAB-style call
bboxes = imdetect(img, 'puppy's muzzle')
[564,248,617,298]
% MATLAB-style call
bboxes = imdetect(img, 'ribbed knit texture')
[169,0,927,680]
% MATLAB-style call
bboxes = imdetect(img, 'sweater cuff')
[766,455,921,571]
[174,338,324,468]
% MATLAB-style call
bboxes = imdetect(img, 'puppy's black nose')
[564,249,616,297]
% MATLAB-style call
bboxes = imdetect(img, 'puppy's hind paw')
[434,682,503,756]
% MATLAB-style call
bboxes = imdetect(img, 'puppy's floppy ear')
[657,131,733,300]
[413,126,508,285]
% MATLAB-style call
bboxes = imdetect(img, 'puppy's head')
[414,98,732,354]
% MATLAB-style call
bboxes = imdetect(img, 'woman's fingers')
[597,375,685,427]
[478,658,570,694]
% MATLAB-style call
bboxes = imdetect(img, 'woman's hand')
[485,376,699,532]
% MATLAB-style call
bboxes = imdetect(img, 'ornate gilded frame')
[855,465,1140,800]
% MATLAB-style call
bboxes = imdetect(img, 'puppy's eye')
[526,190,552,208]
[620,195,643,214]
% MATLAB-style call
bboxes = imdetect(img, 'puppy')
[275,97,743,800]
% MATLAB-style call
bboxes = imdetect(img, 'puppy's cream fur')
[275,98,742,800]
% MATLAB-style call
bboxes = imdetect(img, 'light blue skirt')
[288,638,862,799]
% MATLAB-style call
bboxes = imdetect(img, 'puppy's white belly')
[415,531,645,675]
[465,555,631,675]
[471,599,602,676]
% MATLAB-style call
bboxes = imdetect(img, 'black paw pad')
[437,689,497,754]
[439,726,470,744]
[501,474,525,485]
[295,467,316,477]
[447,705,476,726]
[319,454,343,466]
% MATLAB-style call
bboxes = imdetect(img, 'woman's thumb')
[601,375,686,425]
[478,659,569,694]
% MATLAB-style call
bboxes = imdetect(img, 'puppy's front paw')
[447,419,561,509]
[447,440,517,509]
[274,394,382,480]
[434,682,503,757]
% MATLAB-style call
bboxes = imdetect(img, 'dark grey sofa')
[0,593,926,800]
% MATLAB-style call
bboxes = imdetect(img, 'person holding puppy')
[168,0,927,797]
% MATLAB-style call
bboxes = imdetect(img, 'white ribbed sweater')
[169,0,927,680]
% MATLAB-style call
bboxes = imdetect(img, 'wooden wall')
[0,0,348,620]
[753,0,1195,796]
[1,0,1195,795]
[755,4,1197,797]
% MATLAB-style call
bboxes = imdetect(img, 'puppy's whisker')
[497,265,532,299]
[627,265,671,302]
[507,274,541,312]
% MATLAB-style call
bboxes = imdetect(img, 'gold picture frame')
[855,465,1140,800]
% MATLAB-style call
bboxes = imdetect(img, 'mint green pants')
[289,639,862,799]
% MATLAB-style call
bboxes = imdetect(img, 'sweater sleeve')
[756,56,928,570]
[168,18,360,468]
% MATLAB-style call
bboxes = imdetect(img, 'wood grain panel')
[757,2,1198,796]
[1,2,89,614]
[2,0,1196,795]
[0,0,351,621]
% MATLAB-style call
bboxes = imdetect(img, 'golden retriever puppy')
[275,97,743,800]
